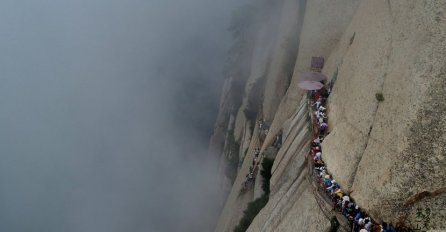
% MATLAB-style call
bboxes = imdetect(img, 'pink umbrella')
[298,80,324,90]
[300,71,327,82]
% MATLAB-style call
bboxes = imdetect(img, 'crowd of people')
[241,147,261,193]
[241,117,284,193]
[235,58,410,230]
[307,87,400,232]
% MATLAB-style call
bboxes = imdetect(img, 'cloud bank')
[0,0,240,231]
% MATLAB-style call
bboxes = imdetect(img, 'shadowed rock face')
[213,0,445,231]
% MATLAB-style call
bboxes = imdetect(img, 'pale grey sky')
[0,0,240,231]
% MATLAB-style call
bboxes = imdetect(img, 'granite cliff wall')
[212,0,446,231]
[322,0,446,228]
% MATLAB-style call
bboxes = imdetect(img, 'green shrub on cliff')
[233,158,275,232]
[260,158,274,195]
[329,216,340,232]
[233,195,269,232]
[375,93,384,102]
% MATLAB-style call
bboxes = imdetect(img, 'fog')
[0,0,240,231]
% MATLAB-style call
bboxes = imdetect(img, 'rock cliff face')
[212,0,446,231]
[323,0,446,228]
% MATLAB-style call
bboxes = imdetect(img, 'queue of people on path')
[241,147,261,192]
[307,88,399,232]
[241,118,284,193]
